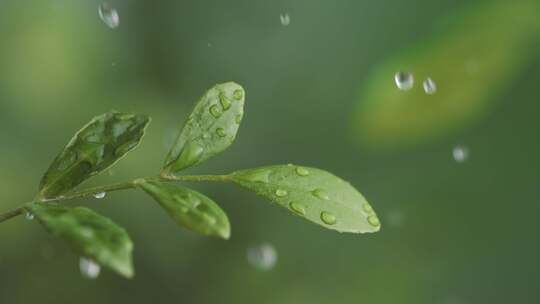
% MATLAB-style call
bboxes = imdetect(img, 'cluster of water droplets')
[246,243,278,271]
[394,71,437,95]
[79,257,101,279]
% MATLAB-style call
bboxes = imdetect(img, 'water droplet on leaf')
[312,189,329,200]
[247,243,277,271]
[80,257,101,279]
[25,212,34,220]
[233,89,244,100]
[209,105,222,118]
[394,71,414,91]
[320,211,337,225]
[289,202,306,215]
[216,128,226,137]
[219,94,231,110]
[362,203,374,214]
[93,192,106,199]
[423,77,437,94]
[98,2,119,29]
[368,215,380,227]
[280,13,291,26]
[275,189,288,197]
[295,167,310,176]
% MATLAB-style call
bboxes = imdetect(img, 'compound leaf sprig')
[0,82,380,278]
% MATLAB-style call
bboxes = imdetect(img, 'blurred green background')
[1,0,539,303]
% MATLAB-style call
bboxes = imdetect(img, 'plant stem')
[0,174,231,224]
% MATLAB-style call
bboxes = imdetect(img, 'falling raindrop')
[394,71,414,91]
[79,257,101,279]
[452,145,469,163]
[98,2,120,29]
[423,78,437,94]
[247,243,277,271]
[25,212,34,220]
[93,192,106,199]
[279,13,291,26]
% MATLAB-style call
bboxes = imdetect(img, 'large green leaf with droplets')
[353,0,540,149]
[28,203,134,278]
[162,82,245,175]
[137,180,230,239]
[230,165,380,233]
[38,111,151,198]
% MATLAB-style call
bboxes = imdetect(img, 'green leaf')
[38,111,151,198]
[162,82,245,175]
[353,0,540,149]
[230,165,380,233]
[136,180,231,239]
[28,203,134,278]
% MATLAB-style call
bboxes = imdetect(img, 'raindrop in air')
[394,71,414,91]
[279,13,291,26]
[80,257,101,279]
[452,145,469,163]
[93,192,106,199]
[98,2,120,29]
[25,212,34,220]
[247,243,277,271]
[423,78,437,94]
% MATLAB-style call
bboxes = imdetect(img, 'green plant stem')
[0,174,231,224]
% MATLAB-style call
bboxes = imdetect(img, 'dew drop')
[289,202,306,215]
[275,189,288,197]
[25,212,34,220]
[209,105,222,118]
[394,71,414,91]
[279,13,291,26]
[202,133,211,139]
[93,192,106,199]
[233,89,244,100]
[312,189,329,200]
[235,114,242,124]
[295,167,310,176]
[216,128,226,137]
[80,257,101,279]
[368,215,380,227]
[320,211,337,225]
[423,77,437,94]
[219,94,231,110]
[362,203,374,214]
[452,145,469,163]
[247,243,277,271]
[244,170,271,183]
[98,2,120,29]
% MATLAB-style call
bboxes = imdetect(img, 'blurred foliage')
[1,0,540,304]
[353,0,540,149]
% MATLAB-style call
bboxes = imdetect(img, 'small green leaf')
[230,165,380,233]
[38,111,151,198]
[136,180,231,239]
[28,203,134,278]
[162,82,245,175]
